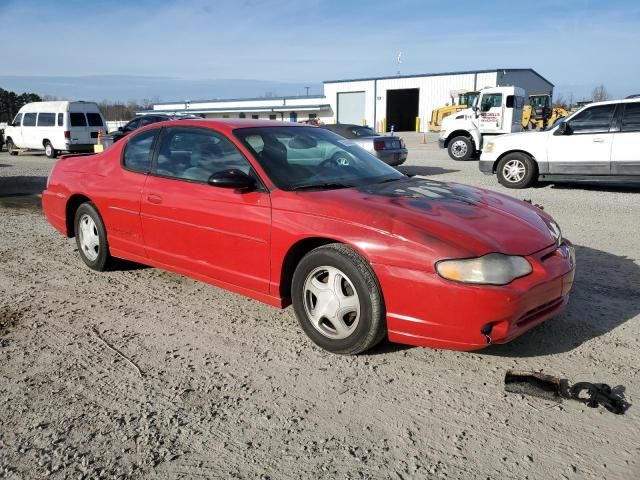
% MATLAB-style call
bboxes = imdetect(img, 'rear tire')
[44,141,57,159]
[497,153,538,189]
[447,136,474,161]
[291,243,386,354]
[74,202,111,271]
[6,139,18,156]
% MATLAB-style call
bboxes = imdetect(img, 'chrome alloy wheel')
[45,143,53,157]
[78,214,100,261]
[303,266,361,339]
[503,159,526,183]
[451,139,468,158]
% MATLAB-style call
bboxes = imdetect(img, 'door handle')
[593,138,605,143]
[147,194,162,204]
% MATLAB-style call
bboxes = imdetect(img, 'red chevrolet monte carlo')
[42,119,576,354]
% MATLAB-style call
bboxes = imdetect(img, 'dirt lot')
[1,135,639,479]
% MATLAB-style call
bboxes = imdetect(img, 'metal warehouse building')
[148,68,552,132]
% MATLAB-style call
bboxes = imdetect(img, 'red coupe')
[42,119,575,354]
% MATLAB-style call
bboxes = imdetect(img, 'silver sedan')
[321,124,408,166]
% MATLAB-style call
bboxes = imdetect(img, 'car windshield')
[349,126,377,137]
[234,126,404,191]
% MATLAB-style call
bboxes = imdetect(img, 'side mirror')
[208,169,256,190]
[118,126,124,132]
[554,122,569,135]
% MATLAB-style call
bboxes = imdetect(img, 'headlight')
[484,142,495,153]
[436,253,532,285]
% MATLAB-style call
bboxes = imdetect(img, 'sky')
[1,0,639,101]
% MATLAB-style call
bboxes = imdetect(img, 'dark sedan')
[321,124,407,166]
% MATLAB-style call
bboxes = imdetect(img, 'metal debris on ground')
[504,370,629,415]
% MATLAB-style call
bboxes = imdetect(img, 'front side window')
[57,113,64,126]
[12,113,22,126]
[23,113,37,127]
[86,113,104,127]
[37,113,56,127]
[69,112,87,127]
[155,127,253,183]
[621,103,640,132]
[234,126,403,190]
[481,94,502,111]
[568,104,616,133]
[123,129,157,173]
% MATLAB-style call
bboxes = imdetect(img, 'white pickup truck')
[479,98,640,188]
[438,86,526,161]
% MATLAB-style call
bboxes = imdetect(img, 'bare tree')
[592,84,609,102]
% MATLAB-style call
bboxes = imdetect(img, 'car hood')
[490,130,547,145]
[290,178,557,257]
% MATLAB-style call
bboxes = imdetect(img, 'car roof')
[580,97,640,108]
[135,118,309,135]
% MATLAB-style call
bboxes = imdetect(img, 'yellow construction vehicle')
[521,94,569,130]
[428,90,479,132]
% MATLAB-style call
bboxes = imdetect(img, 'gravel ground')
[0,135,639,479]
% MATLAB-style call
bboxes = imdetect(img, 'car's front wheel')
[448,136,474,161]
[74,202,111,271]
[497,153,538,189]
[292,244,386,354]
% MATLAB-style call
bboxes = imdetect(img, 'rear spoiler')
[58,152,97,161]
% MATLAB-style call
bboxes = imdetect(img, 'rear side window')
[37,113,56,127]
[86,113,104,127]
[57,113,64,126]
[621,103,640,132]
[123,129,157,173]
[70,112,87,127]
[568,104,616,134]
[23,113,37,127]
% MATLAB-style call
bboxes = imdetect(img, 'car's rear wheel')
[448,136,474,161]
[44,141,57,159]
[6,139,18,156]
[292,243,386,354]
[74,202,111,271]
[497,153,538,189]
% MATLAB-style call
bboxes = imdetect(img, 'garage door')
[337,91,365,125]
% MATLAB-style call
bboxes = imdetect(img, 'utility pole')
[305,87,310,97]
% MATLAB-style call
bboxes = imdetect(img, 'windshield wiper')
[291,182,353,191]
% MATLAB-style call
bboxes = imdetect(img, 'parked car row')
[436,92,640,188]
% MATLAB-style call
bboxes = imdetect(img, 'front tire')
[6,139,18,156]
[44,141,58,159]
[291,244,386,354]
[447,136,474,161]
[74,202,111,271]
[497,153,538,189]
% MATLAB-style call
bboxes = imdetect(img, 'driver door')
[478,93,504,133]
[547,104,617,174]
[140,126,272,293]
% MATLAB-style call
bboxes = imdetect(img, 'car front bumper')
[373,241,576,350]
[438,137,446,149]
[376,149,408,166]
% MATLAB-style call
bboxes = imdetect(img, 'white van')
[4,101,107,158]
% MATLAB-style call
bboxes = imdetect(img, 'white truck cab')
[438,86,526,161]
[479,98,640,188]
[4,101,106,158]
